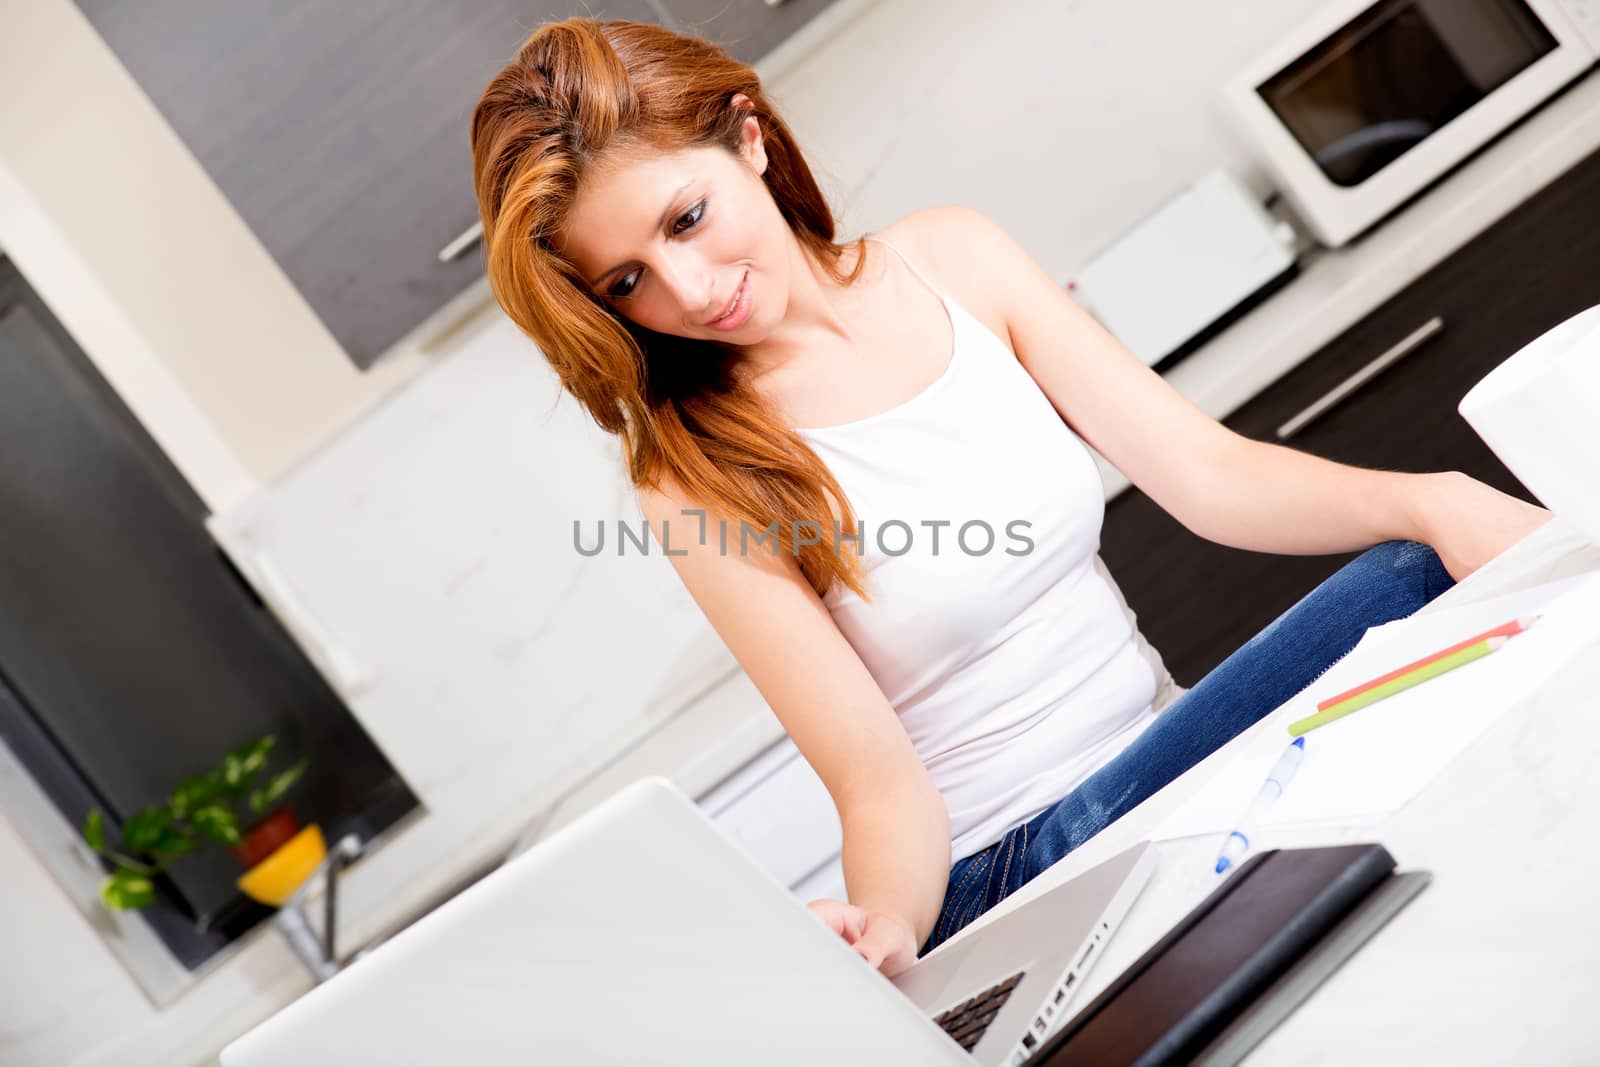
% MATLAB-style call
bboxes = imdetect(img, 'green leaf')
[191,804,242,846]
[101,869,158,910]
[147,825,194,859]
[170,773,220,818]
[221,736,275,791]
[82,809,106,854]
[103,850,160,877]
[249,758,308,815]
[120,808,173,854]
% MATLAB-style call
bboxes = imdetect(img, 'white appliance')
[1225,0,1600,248]
[1067,170,1299,370]
[219,777,1156,1067]
[1459,303,1600,547]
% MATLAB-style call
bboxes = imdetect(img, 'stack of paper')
[1152,570,1600,841]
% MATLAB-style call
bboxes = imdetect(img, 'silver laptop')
[221,777,1155,1067]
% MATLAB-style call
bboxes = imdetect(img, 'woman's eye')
[604,199,707,300]
[604,271,636,300]
[671,198,706,236]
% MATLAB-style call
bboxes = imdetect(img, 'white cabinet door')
[698,738,843,894]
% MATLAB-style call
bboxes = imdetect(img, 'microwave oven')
[1224,0,1600,248]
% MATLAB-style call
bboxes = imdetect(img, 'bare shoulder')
[876,206,1028,339]
[636,472,718,546]
[881,206,1020,275]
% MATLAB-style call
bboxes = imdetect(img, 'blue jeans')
[918,540,1455,957]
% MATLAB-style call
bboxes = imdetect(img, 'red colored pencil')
[1315,615,1539,712]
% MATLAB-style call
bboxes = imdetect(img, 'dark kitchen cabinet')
[0,254,419,970]
[1099,146,1600,686]
[663,0,838,65]
[75,0,658,369]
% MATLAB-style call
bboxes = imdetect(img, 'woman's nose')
[656,256,714,317]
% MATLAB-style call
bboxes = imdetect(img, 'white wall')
[1,1,1342,1064]
[766,0,1332,276]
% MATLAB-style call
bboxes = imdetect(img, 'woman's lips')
[706,271,752,332]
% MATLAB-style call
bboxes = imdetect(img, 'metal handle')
[274,832,364,983]
[1275,316,1445,440]
[438,220,484,263]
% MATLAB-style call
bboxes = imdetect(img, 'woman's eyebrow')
[590,179,695,286]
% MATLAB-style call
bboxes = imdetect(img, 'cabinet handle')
[438,220,484,263]
[1275,316,1445,440]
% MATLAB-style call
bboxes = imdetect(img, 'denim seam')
[982,835,1007,915]
[949,878,986,944]
[957,891,985,936]
[996,829,1018,905]
[937,852,989,944]
[946,852,989,909]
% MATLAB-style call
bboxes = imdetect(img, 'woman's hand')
[1417,472,1554,582]
[806,899,921,978]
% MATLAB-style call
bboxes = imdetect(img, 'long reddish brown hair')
[470,18,873,600]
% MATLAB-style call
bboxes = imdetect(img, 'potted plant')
[81,733,310,911]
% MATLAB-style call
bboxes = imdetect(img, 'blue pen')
[1214,737,1306,875]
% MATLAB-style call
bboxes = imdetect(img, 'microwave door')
[1259,0,1561,189]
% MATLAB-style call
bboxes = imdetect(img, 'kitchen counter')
[938,518,1600,1062]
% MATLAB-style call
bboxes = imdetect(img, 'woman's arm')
[908,206,1550,580]
[1163,442,1550,579]
[638,481,949,976]
[814,776,951,975]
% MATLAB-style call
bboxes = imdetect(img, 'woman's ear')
[731,92,768,176]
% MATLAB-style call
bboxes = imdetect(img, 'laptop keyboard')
[931,970,1026,1053]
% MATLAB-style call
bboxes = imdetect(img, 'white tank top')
[794,236,1164,860]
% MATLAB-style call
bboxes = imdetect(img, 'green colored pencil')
[1288,636,1508,737]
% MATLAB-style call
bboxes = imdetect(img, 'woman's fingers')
[809,901,920,975]
[853,914,920,978]
[806,898,867,942]
[853,926,887,969]
[805,898,845,936]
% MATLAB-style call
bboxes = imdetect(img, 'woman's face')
[555,117,792,343]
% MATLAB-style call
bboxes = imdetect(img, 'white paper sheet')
[1151,570,1600,842]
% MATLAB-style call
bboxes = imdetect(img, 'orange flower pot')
[236,823,326,907]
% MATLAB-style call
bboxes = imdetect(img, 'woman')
[470,19,1550,978]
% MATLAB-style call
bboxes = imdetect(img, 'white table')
[937,519,1600,1065]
